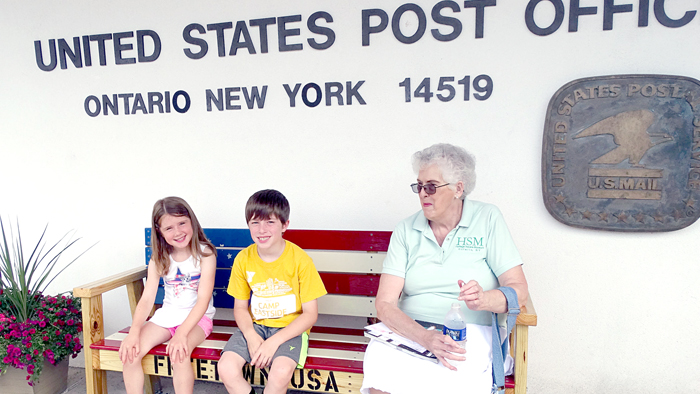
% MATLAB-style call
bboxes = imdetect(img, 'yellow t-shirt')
[227,240,327,329]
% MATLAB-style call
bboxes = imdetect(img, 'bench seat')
[74,229,535,394]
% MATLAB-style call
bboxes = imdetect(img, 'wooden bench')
[74,229,537,394]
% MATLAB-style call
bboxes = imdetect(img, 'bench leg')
[513,325,529,394]
[145,375,161,394]
[82,295,108,394]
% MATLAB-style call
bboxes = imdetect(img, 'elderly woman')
[361,143,529,394]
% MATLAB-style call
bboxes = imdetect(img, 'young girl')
[119,197,217,394]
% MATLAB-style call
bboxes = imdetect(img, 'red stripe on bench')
[207,332,232,341]
[94,339,224,361]
[303,356,364,374]
[319,273,380,296]
[284,230,392,252]
[213,320,237,327]
[94,341,366,363]
[309,326,366,337]
[307,340,367,353]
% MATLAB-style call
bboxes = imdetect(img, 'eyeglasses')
[410,183,451,195]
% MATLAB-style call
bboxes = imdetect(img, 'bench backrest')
[145,228,392,318]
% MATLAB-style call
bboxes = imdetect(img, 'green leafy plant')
[0,217,93,384]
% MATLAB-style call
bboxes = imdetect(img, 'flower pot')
[0,359,68,394]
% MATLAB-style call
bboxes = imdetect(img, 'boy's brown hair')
[245,189,290,223]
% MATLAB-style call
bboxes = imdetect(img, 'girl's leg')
[219,351,251,394]
[264,356,297,394]
[172,325,207,394]
[123,322,171,394]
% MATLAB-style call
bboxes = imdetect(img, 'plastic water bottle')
[443,302,467,348]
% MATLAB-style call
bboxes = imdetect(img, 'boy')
[219,189,327,394]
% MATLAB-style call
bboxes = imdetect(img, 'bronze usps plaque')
[542,75,700,231]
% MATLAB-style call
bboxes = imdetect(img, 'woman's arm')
[458,265,529,313]
[166,251,216,362]
[375,273,465,370]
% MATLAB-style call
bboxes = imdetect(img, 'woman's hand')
[458,279,485,311]
[422,329,466,371]
[166,331,190,364]
[119,333,140,364]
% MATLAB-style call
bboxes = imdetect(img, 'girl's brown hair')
[151,197,216,276]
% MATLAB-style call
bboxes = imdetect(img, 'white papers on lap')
[364,322,438,363]
[360,323,494,394]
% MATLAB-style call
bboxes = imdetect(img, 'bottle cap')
[451,302,460,308]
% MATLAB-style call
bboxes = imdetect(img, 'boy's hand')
[245,333,265,362]
[250,339,280,369]
[118,333,140,364]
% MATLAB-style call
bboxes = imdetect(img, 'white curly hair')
[411,143,476,199]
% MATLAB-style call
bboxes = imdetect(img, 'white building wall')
[1,1,698,392]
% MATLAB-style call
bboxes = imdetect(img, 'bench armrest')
[516,295,537,326]
[73,266,152,394]
[74,266,148,298]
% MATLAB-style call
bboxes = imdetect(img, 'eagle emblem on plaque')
[542,75,700,231]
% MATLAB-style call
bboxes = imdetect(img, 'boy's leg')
[171,324,207,394]
[219,327,260,394]
[264,356,297,394]
[263,331,307,394]
[123,322,171,394]
[219,351,252,394]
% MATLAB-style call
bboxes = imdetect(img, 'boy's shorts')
[166,316,214,337]
[222,323,309,368]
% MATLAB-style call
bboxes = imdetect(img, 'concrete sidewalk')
[63,367,231,394]
[63,367,309,394]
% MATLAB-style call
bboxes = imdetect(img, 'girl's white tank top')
[148,250,216,329]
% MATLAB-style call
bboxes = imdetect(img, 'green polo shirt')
[383,199,523,326]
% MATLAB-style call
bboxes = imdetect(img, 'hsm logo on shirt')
[455,237,484,252]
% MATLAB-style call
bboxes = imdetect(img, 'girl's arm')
[249,299,319,368]
[119,261,160,364]
[166,249,216,363]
